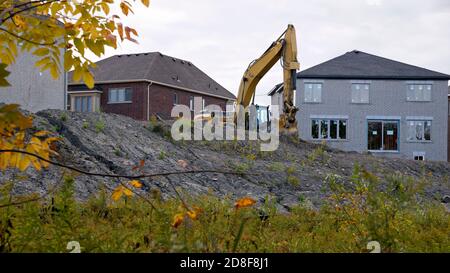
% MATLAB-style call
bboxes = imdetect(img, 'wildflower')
[172,213,184,228]
[186,210,197,220]
[129,180,142,188]
[235,197,256,209]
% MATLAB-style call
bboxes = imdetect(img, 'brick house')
[68,52,235,120]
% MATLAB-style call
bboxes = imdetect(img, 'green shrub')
[95,119,105,133]
[0,168,448,253]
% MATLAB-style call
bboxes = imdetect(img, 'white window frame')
[311,118,347,140]
[304,83,322,103]
[413,151,426,161]
[173,92,178,105]
[406,119,432,142]
[189,96,194,111]
[406,84,432,102]
[351,83,370,104]
[108,87,132,104]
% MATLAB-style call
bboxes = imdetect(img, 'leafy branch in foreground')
[0,0,150,87]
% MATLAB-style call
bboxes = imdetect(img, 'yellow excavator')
[235,24,300,135]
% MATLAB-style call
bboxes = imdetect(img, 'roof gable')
[69,52,236,100]
[297,50,450,80]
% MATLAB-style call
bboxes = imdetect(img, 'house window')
[368,120,398,151]
[311,119,347,140]
[108,88,132,103]
[189,96,194,111]
[407,120,431,141]
[351,83,370,103]
[173,93,178,105]
[406,84,432,102]
[304,83,322,103]
[413,152,425,161]
[202,98,206,110]
[74,96,93,112]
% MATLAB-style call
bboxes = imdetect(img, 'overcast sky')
[102,0,450,105]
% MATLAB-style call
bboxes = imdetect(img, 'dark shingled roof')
[267,83,283,96]
[297,50,450,80]
[69,52,236,100]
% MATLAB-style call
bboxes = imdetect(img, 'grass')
[0,168,448,253]
[95,119,105,133]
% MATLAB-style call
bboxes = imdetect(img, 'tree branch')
[0,149,250,179]
[0,0,66,26]
[0,27,56,45]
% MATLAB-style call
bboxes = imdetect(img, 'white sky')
[100,0,450,105]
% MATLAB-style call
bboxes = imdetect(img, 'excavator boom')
[235,24,300,135]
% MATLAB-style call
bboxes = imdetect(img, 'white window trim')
[413,151,426,161]
[310,115,349,119]
[406,120,432,142]
[108,88,132,104]
[351,83,370,104]
[406,84,432,102]
[366,116,401,120]
[311,118,348,141]
[304,82,322,103]
[406,116,433,121]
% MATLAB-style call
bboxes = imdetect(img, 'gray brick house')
[273,50,450,161]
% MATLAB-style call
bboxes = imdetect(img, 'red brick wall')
[69,82,232,121]
[147,83,229,119]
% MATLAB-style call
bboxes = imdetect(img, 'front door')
[368,120,398,151]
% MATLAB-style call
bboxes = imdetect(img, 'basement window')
[413,152,425,161]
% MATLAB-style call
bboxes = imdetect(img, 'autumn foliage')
[0,0,150,88]
[0,104,58,171]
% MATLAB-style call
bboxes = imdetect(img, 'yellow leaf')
[234,197,256,209]
[186,210,197,220]
[129,180,142,188]
[120,2,129,15]
[82,70,94,89]
[123,187,133,197]
[64,51,73,71]
[33,48,49,57]
[35,57,51,68]
[111,186,124,201]
[33,131,50,137]
[49,63,59,79]
[141,0,150,7]
[73,68,82,82]
[100,3,110,15]
[30,158,42,171]
[18,156,31,171]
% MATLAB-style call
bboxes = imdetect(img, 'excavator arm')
[235,24,300,135]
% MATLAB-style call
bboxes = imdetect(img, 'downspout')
[147,81,153,120]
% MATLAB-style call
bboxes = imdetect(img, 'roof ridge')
[349,50,450,76]
[297,50,450,79]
